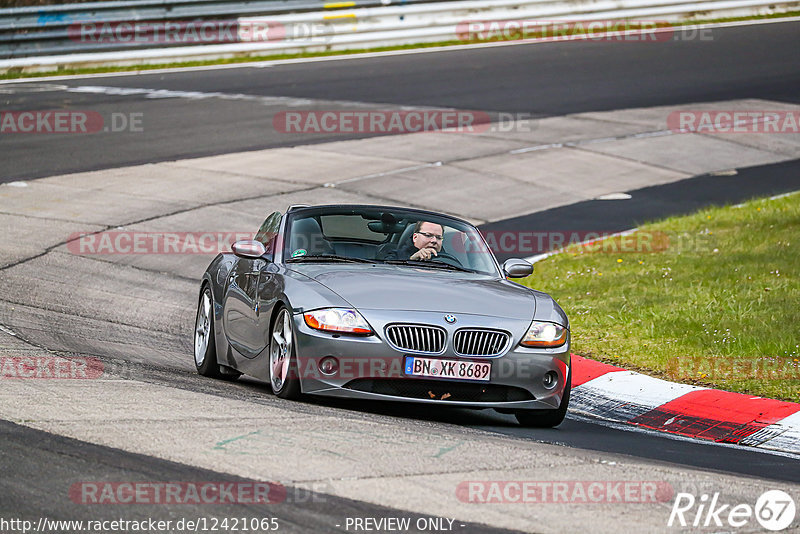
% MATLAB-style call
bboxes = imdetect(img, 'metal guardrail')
[0,0,798,70]
[0,0,445,57]
[1,0,390,30]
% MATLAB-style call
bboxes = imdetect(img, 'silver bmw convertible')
[194,204,571,427]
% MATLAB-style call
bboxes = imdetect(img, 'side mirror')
[503,258,533,278]
[231,240,266,259]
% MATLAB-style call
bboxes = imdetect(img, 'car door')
[223,256,266,358]
[223,211,282,359]
[253,261,283,353]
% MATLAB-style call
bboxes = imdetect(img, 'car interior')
[286,212,478,269]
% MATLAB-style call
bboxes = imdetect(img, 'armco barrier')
[0,0,798,73]
[0,0,442,57]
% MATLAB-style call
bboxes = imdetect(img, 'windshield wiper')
[287,254,376,264]
[383,259,475,273]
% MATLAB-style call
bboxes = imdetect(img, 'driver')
[388,221,444,261]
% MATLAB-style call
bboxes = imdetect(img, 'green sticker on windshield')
[292,249,307,258]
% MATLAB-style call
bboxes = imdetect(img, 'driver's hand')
[410,247,438,261]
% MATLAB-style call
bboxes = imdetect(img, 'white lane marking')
[769,190,800,201]
[0,324,18,336]
[595,192,632,200]
[1,82,319,105]
[630,130,674,139]
[3,181,28,188]
[0,83,67,94]
[509,143,563,154]
[8,84,462,113]
[65,85,317,106]
[1,17,798,84]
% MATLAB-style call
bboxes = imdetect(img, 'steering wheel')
[431,252,463,267]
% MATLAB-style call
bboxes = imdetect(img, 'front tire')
[515,371,571,428]
[195,286,222,378]
[269,307,301,399]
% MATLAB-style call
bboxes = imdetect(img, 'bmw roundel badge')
[444,314,457,324]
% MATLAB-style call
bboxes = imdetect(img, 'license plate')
[404,356,491,382]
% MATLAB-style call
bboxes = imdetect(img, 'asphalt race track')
[0,20,799,181]
[1,19,799,534]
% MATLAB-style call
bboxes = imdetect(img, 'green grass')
[517,192,800,402]
[2,11,799,80]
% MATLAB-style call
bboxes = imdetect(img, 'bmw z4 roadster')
[194,204,571,427]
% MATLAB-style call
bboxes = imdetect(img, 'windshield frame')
[280,205,502,277]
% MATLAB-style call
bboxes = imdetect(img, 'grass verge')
[518,192,800,402]
[1,11,799,80]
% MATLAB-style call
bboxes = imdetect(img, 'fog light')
[319,357,339,375]
[543,371,558,389]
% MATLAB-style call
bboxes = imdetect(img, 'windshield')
[284,207,500,276]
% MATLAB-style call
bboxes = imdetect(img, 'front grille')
[385,324,446,354]
[454,329,510,356]
[344,378,534,403]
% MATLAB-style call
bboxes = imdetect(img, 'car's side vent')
[385,324,446,354]
[454,328,510,357]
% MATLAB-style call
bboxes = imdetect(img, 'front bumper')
[292,309,570,410]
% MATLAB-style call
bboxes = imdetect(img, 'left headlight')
[303,308,373,335]
[520,321,567,347]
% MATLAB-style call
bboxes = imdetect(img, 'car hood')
[288,264,536,320]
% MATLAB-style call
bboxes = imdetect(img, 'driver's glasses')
[416,231,443,241]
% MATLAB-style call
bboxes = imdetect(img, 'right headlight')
[303,308,373,335]
[520,321,567,347]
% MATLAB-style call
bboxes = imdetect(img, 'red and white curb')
[570,355,800,455]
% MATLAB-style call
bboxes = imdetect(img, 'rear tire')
[194,286,222,378]
[269,307,301,400]
[515,371,571,428]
